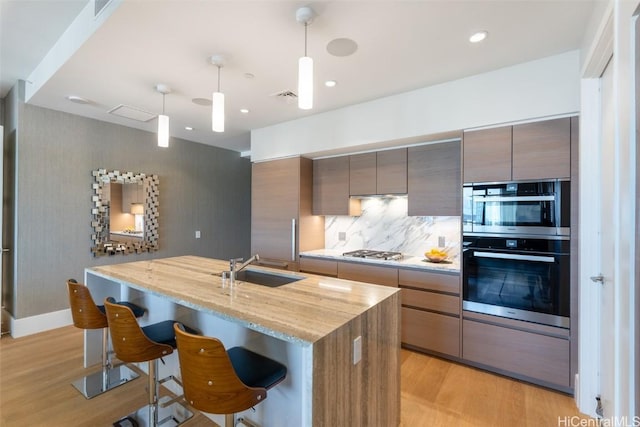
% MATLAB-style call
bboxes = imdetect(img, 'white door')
[597,58,616,418]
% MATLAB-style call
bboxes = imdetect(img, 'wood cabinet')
[463,317,571,389]
[408,141,461,216]
[337,262,398,287]
[313,157,361,216]
[349,148,407,196]
[463,117,571,183]
[299,257,338,277]
[251,157,324,270]
[121,182,144,214]
[398,269,461,358]
[512,118,571,180]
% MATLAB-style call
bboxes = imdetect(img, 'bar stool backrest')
[67,280,108,330]
[173,324,267,414]
[103,298,173,363]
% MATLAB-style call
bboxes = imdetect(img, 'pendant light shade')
[210,55,225,133]
[296,7,315,110]
[155,84,171,148]
[212,91,225,132]
[298,56,313,110]
[157,114,169,147]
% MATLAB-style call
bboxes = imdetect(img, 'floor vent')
[107,104,156,123]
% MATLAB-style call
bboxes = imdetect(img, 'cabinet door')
[512,117,571,180]
[402,307,460,357]
[314,157,359,215]
[377,148,407,194]
[251,158,300,261]
[349,153,376,196]
[337,262,398,287]
[408,141,461,216]
[463,126,512,183]
[463,319,570,388]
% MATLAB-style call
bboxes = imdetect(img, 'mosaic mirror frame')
[91,169,159,256]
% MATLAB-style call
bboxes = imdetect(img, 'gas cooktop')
[342,249,404,261]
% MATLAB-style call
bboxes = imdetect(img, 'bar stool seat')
[104,298,196,427]
[67,279,145,399]
[173,323,287,427]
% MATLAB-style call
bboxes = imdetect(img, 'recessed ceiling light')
[240,108,250,114]
[185,126,194,131]
[192,97,212,106]
[469,31,488,43]
[325,80,337,88]
[66,95,91,104]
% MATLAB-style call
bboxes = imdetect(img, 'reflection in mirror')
[91,169,159,256]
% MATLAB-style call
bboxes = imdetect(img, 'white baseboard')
[8,308,73,338]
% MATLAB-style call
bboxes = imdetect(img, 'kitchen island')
[85,255,400,426]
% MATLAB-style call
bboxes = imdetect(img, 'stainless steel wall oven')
[463,180,570,237]
[462,236,570,328]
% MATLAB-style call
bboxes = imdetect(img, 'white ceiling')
[1,0,601,153]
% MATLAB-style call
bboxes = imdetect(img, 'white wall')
[251,50,581,161]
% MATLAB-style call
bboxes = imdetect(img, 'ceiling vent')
[270,90,298,104]
[107,104,156,122]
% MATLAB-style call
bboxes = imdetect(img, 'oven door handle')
[474,195,555,202]
[473,251,555,263]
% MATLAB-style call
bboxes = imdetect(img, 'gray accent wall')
[6,94,251,319]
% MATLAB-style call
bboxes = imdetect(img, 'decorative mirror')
[91,169,159,256]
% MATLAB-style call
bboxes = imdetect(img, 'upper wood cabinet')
[349,148,407,196]
[463,126,512,183]
[408,141,461,216]
[463,117,571,183]
[512,118,571,180]
[313,157,361,216]
[252,157,324,270]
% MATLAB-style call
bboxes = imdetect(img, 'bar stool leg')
[225,414,234,427]
[71,328,139,399]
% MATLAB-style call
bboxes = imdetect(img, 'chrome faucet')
[229,254,260,284]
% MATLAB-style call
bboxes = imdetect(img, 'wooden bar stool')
[104,298,195,427]
[67,279,145,399]
[173,323,287,427]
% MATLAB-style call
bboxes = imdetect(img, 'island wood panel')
[337,262,398,287]
[349,152,377,195]
[401,288,459,315]
[376,148,407,194]
[299,257,338,276]
[398,268,460,294]
[463,319,571,388]
[512,117,571,180]
[408,141,461,216]
[313,292,400,426]
[463,126,512,183]
[251,158,300,263]
[401,307,460,357]
[313,157,361,216]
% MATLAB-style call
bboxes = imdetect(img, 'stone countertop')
[88,255,399,345]
[299,249,461,274]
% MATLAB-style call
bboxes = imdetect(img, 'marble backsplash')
[324,197,460,260]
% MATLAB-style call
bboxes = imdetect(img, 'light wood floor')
[0,326,589,426]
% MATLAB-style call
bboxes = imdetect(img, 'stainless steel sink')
[233,269,303,287]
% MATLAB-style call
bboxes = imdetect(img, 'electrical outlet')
[353,335,362,365]
[195,230,201,239]
[338,231,346,241]
[438,236,446,247]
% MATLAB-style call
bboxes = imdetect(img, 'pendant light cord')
[304,22,308,56]
[162,93,166,115]
[217,65,221,92]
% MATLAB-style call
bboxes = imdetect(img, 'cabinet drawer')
[401,307,460,357]
[299,257,338,276]
[401,289,459,315]
[398,269,459,294]
[463,319,570,388]
[337,262,398,287]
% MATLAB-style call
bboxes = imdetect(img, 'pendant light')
[210,55,225,133]
[155,84,171,148]
[296,7,315,110]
